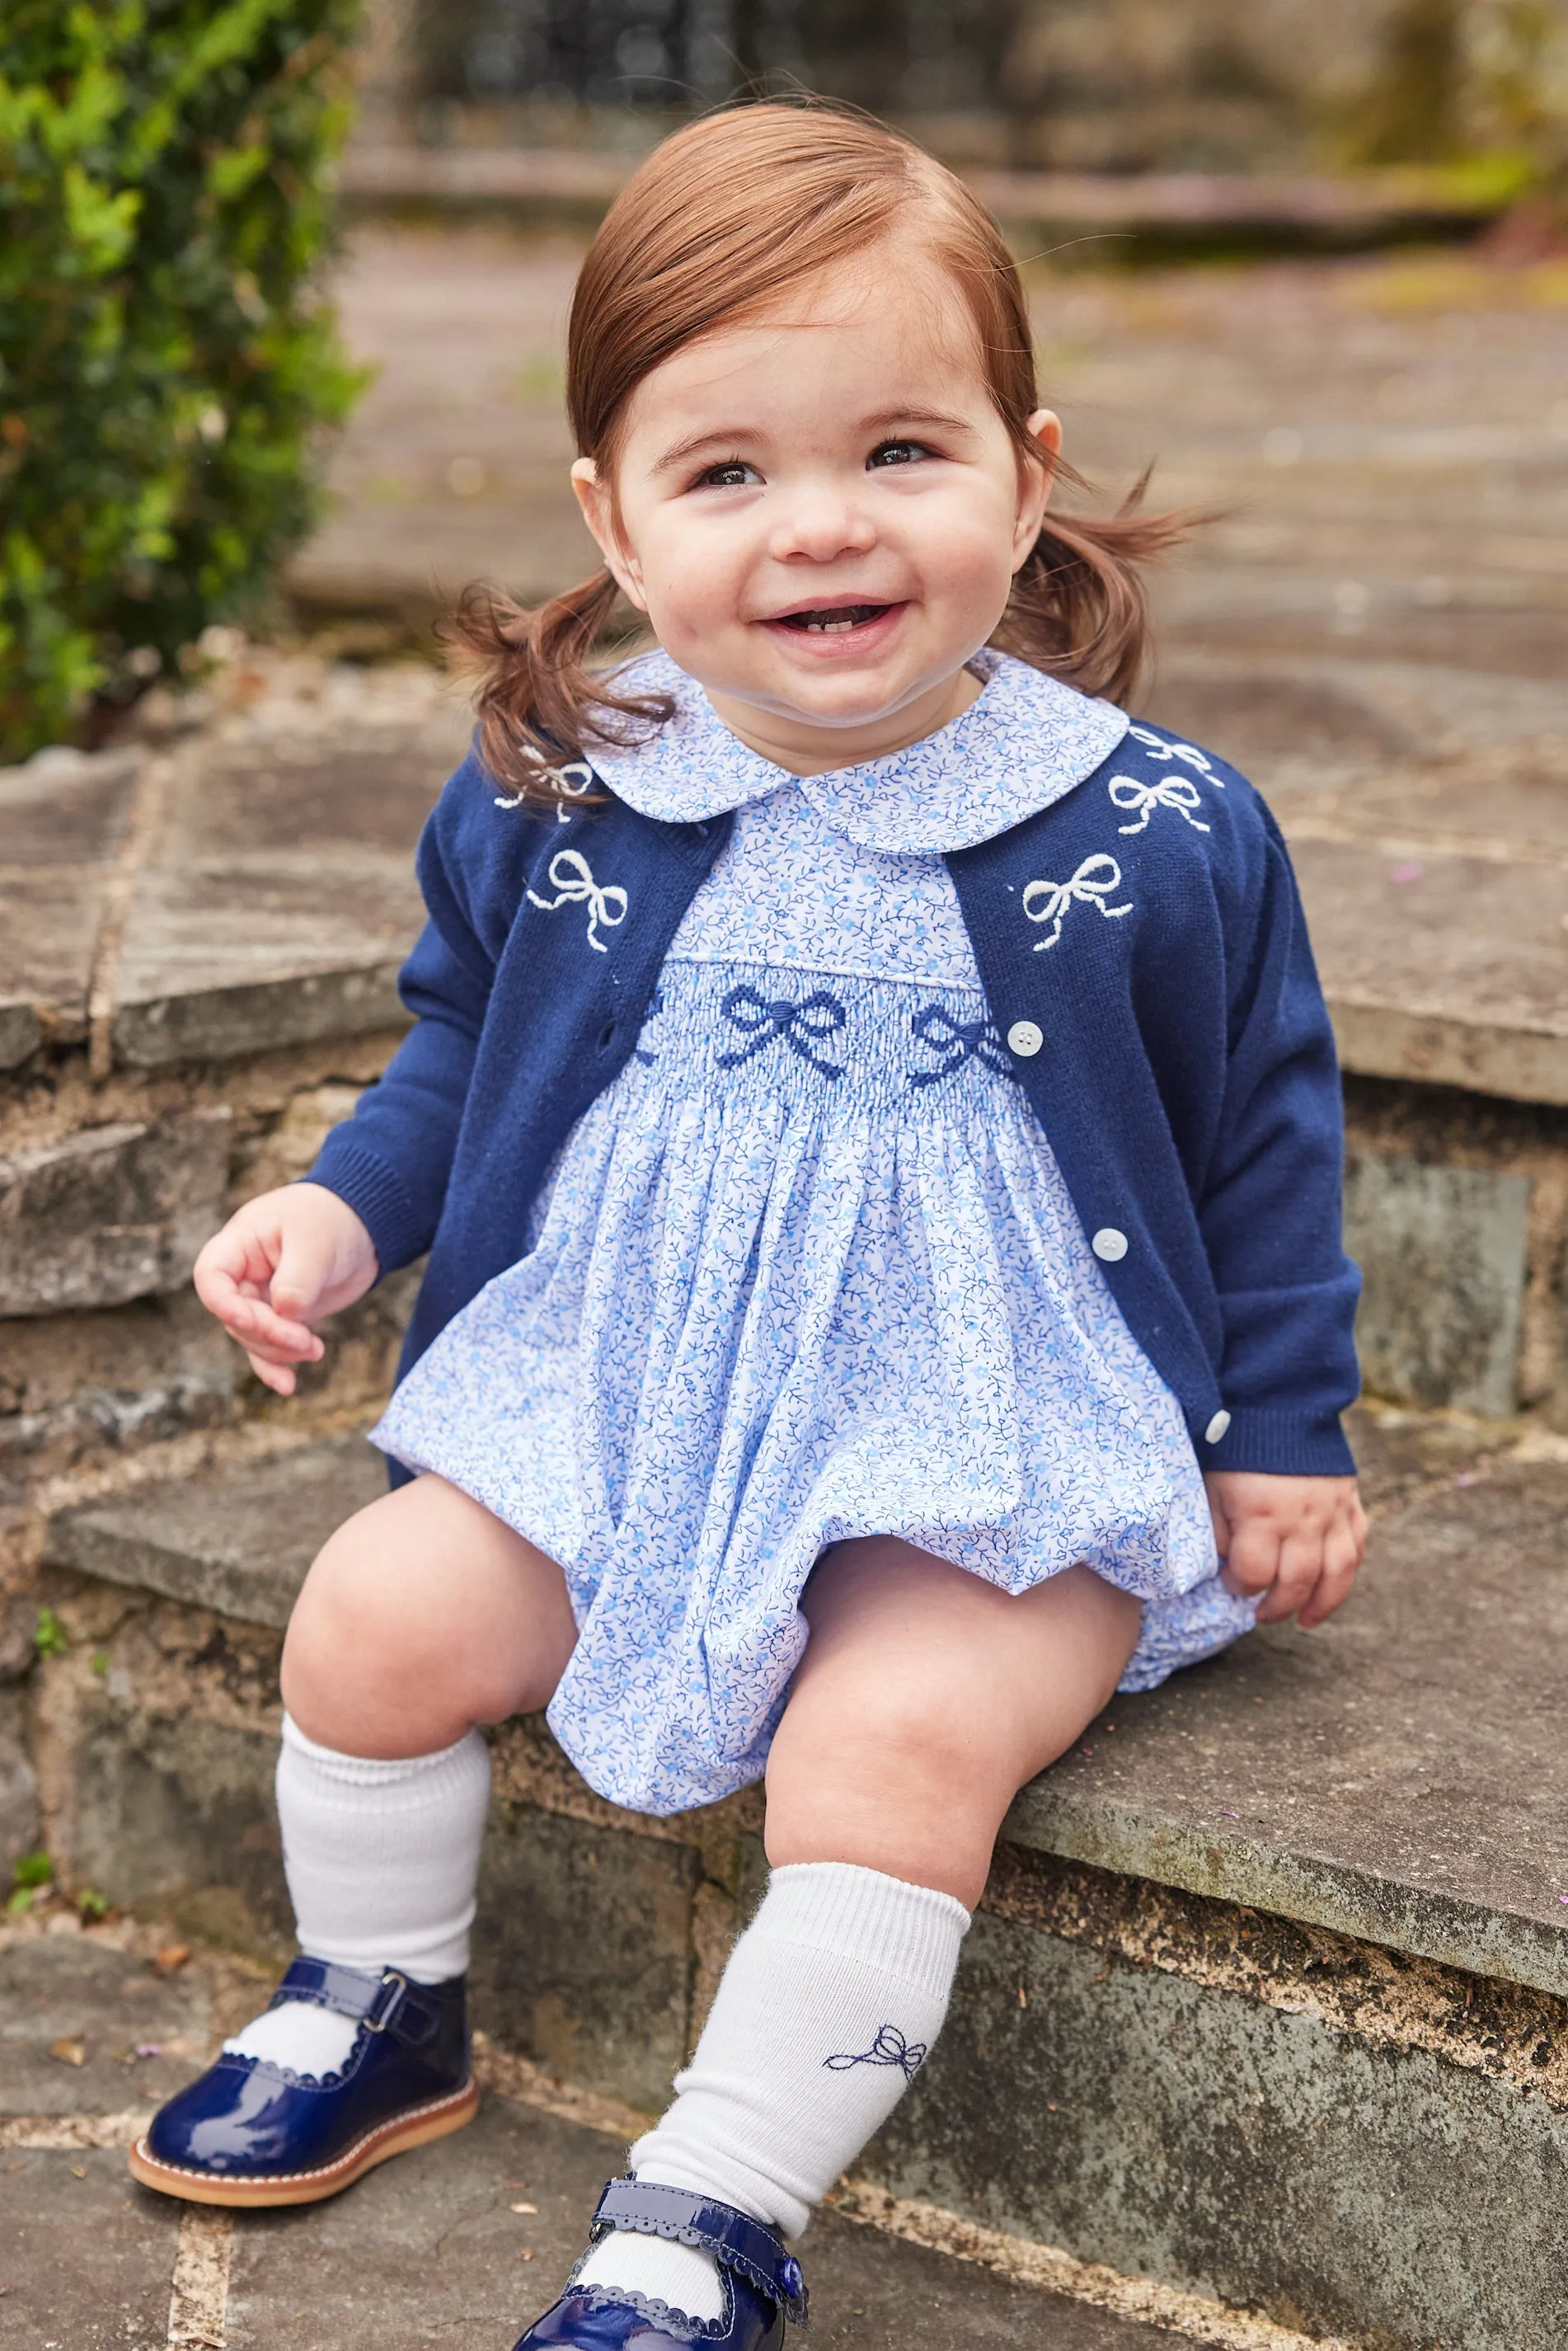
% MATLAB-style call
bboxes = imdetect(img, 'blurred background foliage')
[0,0,366,764]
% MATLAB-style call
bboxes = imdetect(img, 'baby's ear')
[569,455,612,548]
[1012,410,1062,568]
[570,458,648,611]
[1025,408,1063,462]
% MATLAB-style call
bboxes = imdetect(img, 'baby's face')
[572,242,1055,768]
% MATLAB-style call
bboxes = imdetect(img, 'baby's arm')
[193,756,506,1392]
[1204,1471,1367,1629]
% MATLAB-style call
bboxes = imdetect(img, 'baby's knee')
[773,1666,1000,1814]
[280,1505,445,1733]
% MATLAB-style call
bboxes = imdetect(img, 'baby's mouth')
[772,602,893,634]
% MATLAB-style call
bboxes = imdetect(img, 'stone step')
[35,1408,1568,2349]
[337,140,1512,251]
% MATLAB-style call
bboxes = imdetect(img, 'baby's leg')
[579,1543,1136,2318]
[281,1469,577,1755]
[242,1473,575,2072]
[134,1474,576,2203]
[766,1538,1138,1902]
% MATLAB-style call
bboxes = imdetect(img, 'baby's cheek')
[917,515,1022,627]
[641,543,746,644]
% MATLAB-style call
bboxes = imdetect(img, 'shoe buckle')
[362,1968,408,2033]
[778,2253,808,2321]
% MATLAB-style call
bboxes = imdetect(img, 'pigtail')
[993,468,1201,708]
[445,570,674,810]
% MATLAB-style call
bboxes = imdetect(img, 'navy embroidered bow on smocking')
[908,1004,1014,1088]
[717,986,847,1079]
[824,2024,927,2081]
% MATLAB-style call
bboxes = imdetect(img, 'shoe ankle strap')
[269,1957,448,2048]
[592,2178,808,2324]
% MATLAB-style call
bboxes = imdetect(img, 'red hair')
[452,100,1190,803]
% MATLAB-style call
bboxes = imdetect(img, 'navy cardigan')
[311,722,1360,1480]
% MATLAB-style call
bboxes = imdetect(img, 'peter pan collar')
[584,647,1128,854]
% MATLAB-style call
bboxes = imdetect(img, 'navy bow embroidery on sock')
[717,986,847,1079]
[824,2024,927,2081]
[908,1004,1014,1088]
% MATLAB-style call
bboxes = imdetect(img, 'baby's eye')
[866,440,933,469]
[695,458,761,491]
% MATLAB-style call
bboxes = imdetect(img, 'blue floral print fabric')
[373,659,1257,1815]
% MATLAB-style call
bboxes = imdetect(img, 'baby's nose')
[769,489,876,562]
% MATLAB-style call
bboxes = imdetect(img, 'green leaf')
[34,1607,68,1658]
[13,1850,54,1888]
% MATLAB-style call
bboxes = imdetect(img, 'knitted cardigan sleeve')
[308,755,505,1275]
[1199,797,1361,1473]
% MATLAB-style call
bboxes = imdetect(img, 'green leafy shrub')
[0,0,368,762]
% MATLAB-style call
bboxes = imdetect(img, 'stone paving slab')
[0,868,112,1038]
[0,1111,232,1319]
[4,2146,181,2351]
[46,1437,389,1629]
[0,1930,212,2118]
[1284,838,1568,1103]
[0,663,472,1068]
[1008,1445,1568,1999]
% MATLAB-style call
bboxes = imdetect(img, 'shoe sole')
[126,2076,481,2208]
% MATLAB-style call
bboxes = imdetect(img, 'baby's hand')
[193,1183,378,1397]
[1204,1471,1367,1629]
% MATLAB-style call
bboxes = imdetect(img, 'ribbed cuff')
[279,1712,484,1784]
[1196,1407,1357,1478]
[761,1862,970,1996]
[305,1134,432,1276]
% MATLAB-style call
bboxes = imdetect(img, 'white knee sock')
[223,1713,491,2080]
[575,1863,969,2324]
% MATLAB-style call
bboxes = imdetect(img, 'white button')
[1007,1020,1043,1059]
[1204,1410,1232,1445]
[1091,1227,1128,1262]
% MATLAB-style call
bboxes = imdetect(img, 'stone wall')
[378,0,1568,178]
[1001,0,1568,176]
[0,1031,415,1870]
[0,651,471,1872]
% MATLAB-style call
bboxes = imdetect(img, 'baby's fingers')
[193,1223,275,1325]
[224,1291,325,1363]
[1297,1516,1364,1629]
[1254,1529,1323,1624]
[1218,1519,1280,1605]
[242,1347,303,1398]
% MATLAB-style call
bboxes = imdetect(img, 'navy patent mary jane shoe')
[512,2177,808,2349]
[129,1956,477,2207]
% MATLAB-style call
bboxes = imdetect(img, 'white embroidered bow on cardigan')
[1022,854,1133,951]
